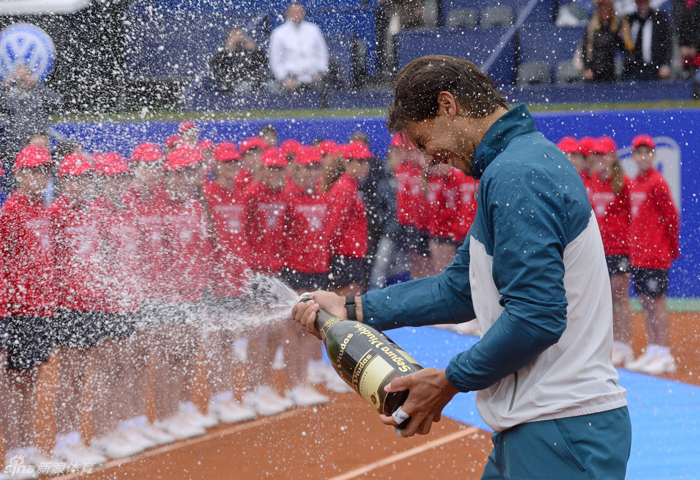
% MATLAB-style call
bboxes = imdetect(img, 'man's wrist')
[355,296,363,323]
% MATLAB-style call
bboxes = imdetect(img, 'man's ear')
[436,91,458,119]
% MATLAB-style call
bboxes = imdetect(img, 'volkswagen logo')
[0,23,55,82]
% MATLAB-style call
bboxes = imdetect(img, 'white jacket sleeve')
[269,28,288,81]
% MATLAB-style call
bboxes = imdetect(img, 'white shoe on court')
[53,441,107,469]
[210,401,256,424]
[139,423,175,446]
[123,427,157,451]
[641,352,677,375]
[286,385,329,407]
[92,431,143,459]
[307,361,330,385]
[156,416,205,441]
[612,342,635,366]
[625,347,657,372]
[180,408,218,429]
[23,450,67,476]
[325,374,354,394]
[257,386,294,409]
[242,389,287,416]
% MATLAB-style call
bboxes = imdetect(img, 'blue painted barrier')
[53,106,700,297]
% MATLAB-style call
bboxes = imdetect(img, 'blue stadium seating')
[517,24,584,67]
[124,0,377,81]
[441,0,555,26]
[394,27,516,88]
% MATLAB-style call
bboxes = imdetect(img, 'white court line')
[327,426,480,480]
[57,408,309,479]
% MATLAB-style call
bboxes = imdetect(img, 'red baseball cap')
[59,152,94,177]
[556,137,579,154]
[165,146,203,171]
[319,140,340,156]
[342,141,374,161]
[131,142,163,164]
[214,142,241,162]
[178,120,197,134]
[280,139,302,156]
[595,136,618,155]
[95,152,130,176]
[198,139,215,152]
[390,133,415,150]
[295,146,323,166]
[240,136,269,154]
[14,145,53,171]
[578,137,598,157]
[260,148,288,168]
[632,134,655,150]
[164,135,181,149]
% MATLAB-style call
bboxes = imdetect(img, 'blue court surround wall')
[387,327,700,480]
[54,106,700,297]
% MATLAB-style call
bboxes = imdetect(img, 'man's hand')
[379,368,459,437]
[291,291,345,339]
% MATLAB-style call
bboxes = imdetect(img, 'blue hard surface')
[386,326,700,480]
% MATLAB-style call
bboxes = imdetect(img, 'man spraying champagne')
[293,55,631,479]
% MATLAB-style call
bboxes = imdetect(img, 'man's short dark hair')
[387,55,507,132]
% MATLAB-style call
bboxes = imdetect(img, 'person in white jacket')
[269,2,329,92]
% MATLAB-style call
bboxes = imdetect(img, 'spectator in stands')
[269,2,329,93]
[580,0,627,82]
[0,65,62,192]
[676,0,700,77]
[210,26,269,92]
[622,0,673,80]
[375,0,425,79]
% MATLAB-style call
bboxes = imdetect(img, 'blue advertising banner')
[53,106,700,297]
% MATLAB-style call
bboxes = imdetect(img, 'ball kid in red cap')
[236,137,268,191]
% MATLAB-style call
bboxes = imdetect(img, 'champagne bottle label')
[354,351,395,410]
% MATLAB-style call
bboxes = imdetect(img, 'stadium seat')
[517,61,551,85]
[481,6,514,27]
[555,60,581,83]
[446,8,478,28]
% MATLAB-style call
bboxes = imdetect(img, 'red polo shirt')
[283,182,330,273]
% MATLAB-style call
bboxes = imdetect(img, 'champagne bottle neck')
[298,297,343,339]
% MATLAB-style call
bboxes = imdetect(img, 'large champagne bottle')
[302,299,423,429]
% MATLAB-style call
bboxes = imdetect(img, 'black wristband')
[345,296,357,320]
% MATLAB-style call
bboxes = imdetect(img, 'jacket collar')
[471,104,537,180]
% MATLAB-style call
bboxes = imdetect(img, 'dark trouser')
[481,407,631,480]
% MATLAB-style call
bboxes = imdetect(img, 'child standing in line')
[0,146,65,475]
[242,148,295,415]
[625,134,680,375]
[49,152,108,469]
[589,137,635,366]
[201,141,257,424]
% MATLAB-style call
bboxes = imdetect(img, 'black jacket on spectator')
[623,9,673,80]
[582,22,626,82]
[676,0,700,49]
[0,82,61,171]
[209,47,268,91]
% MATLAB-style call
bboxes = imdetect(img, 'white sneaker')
[641,352,677,375]
[124,427,157,451]
[286,385,329,407]
[3,453,39,479]
[256,386,294,409]
[242,390,287,416]
[180,408,218,429]
[156,416,205,441]
[23,450,66,476]
[92,431,143,459]
[307,361,330,385]
[325,374,354,394]
[612,342,635,366]
[625,347,657,372]
[139,423,176,446]
[210,401,256,424]
[53,441,107,469]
